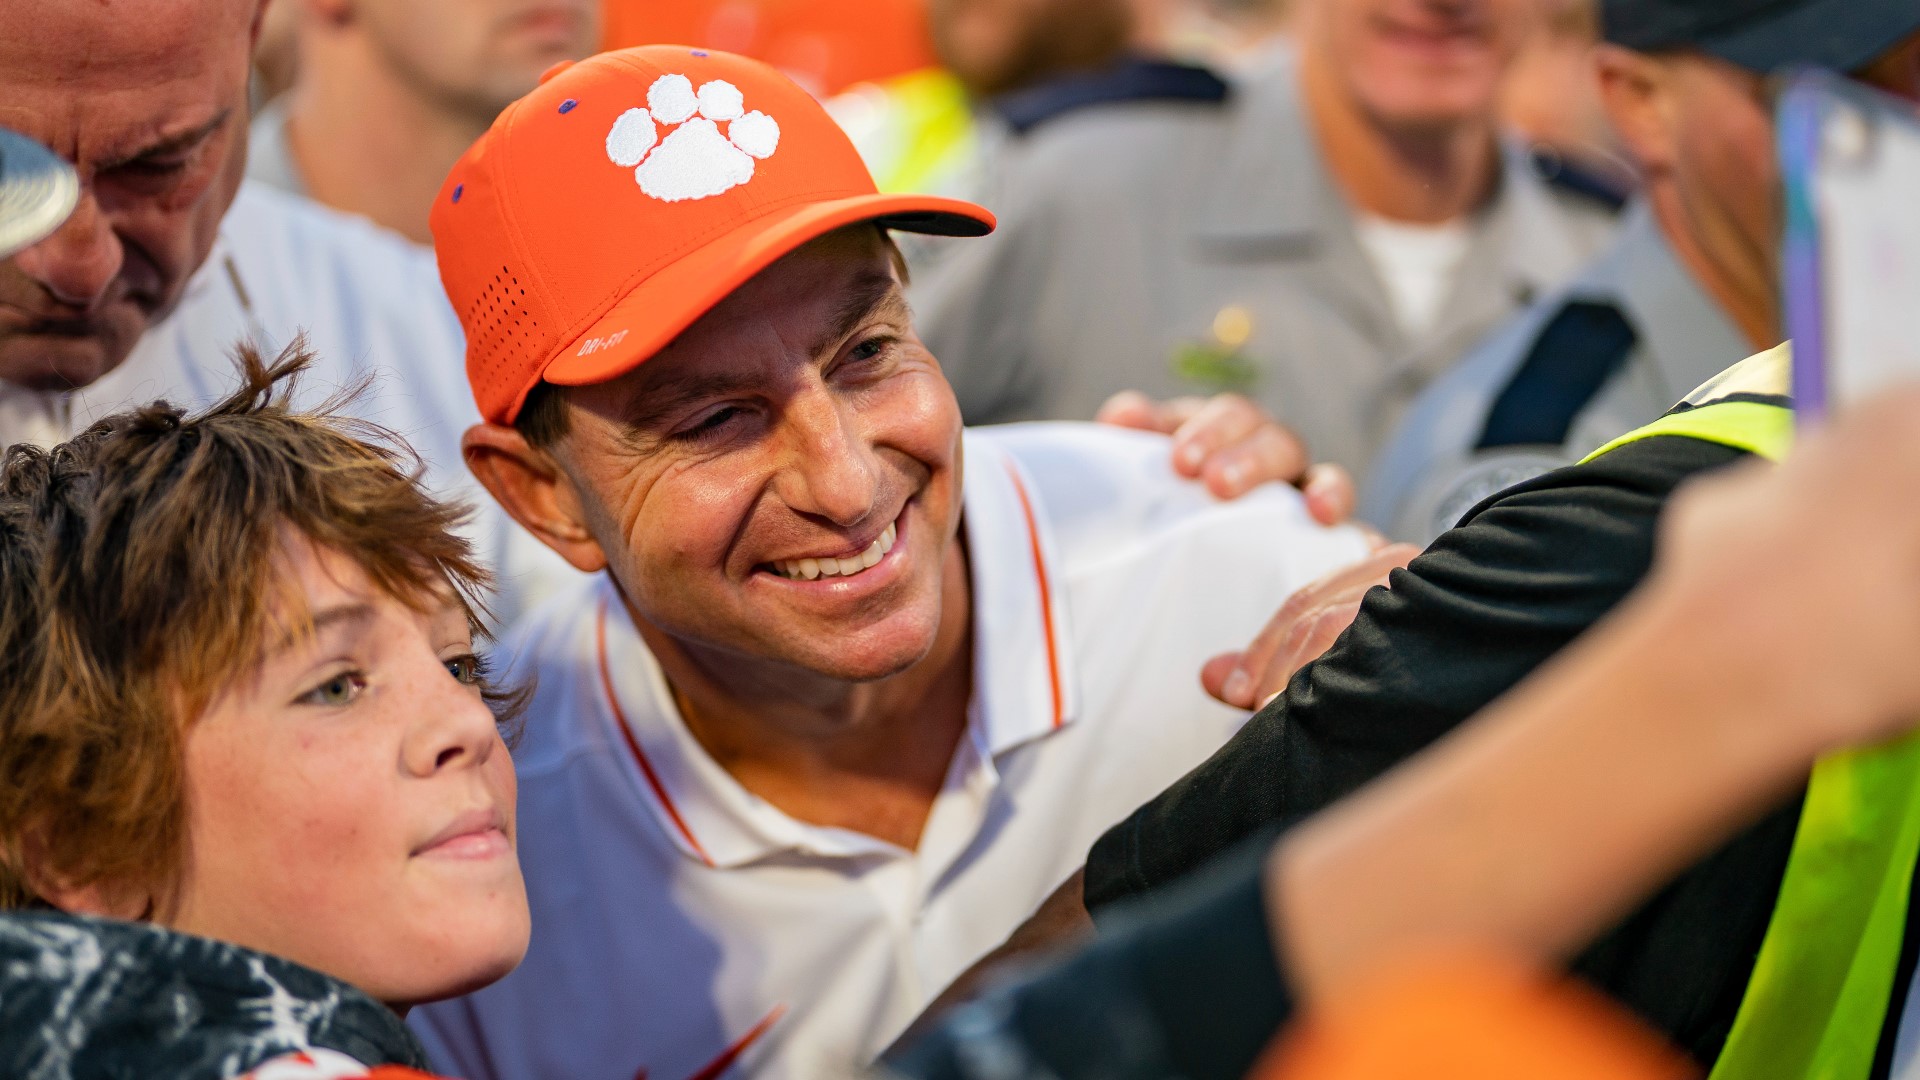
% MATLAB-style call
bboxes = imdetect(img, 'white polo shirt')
[0,181,578,621]
[411,424,1369,1080]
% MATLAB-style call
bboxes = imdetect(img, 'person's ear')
[300,0,355,28]
[22,840,152,923]
[248,0,269,47]
[1595,45,1680,176]
[463,424,611,574]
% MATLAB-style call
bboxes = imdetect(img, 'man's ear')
[1594,44,1679,177]
[464,424,611,574]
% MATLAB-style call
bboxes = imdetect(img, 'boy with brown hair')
[0,342,530,1078]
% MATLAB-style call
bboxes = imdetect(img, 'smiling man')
[408,47,1370,1080]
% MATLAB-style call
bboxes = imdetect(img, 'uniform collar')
[1570,202,1753,406]
[591,431,1079,869]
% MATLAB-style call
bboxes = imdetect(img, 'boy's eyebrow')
[267,601,377,658]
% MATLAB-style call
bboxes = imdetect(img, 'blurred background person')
[908,0,1621,483]
[1500,0,1635,204]
[250,0,302,104]
[1366,0,1920,544]
[249,0,600,244]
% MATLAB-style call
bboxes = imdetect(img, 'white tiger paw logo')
[604,74,781,202]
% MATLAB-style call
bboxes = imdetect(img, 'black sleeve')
[885,830,1288,1080]
[1084,434,1804,1067]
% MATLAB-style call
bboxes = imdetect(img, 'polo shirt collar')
[591,430,1079,870]
[958,430,1082,755]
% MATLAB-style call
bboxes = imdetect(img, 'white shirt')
[1352,212,1474,337]
[411,424,1369,1080]
[2,181,578,621]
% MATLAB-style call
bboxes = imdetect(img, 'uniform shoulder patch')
[1528,147,1631,213]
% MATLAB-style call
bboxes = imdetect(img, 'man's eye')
[849,337,892,363]
[107,154,195,183]
[446,653,490,686]
[676,406,744,441]
[297,672,366,708]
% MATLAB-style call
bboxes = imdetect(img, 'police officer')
[1365,0,1920,545]
[909,0,1620,479]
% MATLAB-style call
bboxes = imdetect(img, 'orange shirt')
[1261,956,1698,1080]
[600,0,934,95]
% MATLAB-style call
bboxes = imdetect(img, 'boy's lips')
[413,806,511,860]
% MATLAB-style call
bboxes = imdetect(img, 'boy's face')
[170,536,528,1006]
[547,226,966,684]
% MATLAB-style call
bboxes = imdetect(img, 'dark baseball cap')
[1603,0,1920,73]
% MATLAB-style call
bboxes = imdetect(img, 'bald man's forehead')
[0,0,256,164]
[0,0,257,83]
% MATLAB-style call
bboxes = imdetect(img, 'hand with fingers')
[1202,542,1424,709]
[1096,390,1357,527]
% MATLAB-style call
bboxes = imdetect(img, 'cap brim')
[1700,0,1920,73]
[536,192,994,399]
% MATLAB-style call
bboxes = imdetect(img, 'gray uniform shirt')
[1361,202,1754,545]
[910,50,1618,478]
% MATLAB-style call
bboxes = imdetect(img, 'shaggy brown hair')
[0,340,517,913]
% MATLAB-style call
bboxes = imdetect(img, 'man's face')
[1626,37,1920,330]
[927,0,1133,99]
[1302,0,1535,133]
[0,0,257,392]
[550,227,965,684]
[354,0,600,121]
[1660,55,1783,312]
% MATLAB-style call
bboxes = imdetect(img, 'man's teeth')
[774,522,897,580]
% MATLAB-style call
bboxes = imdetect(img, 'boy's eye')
[446,653,489,686]
[298,672,366,708]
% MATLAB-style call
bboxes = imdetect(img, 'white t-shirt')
[1,181,579,621]
[411,424,1369,1080]
[1353,212,1473,337]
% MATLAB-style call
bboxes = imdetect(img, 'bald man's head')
[0,0,262,392]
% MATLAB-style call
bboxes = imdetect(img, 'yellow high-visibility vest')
[1584,343,1920,1080]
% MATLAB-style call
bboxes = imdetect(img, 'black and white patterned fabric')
[0,911,428,1079]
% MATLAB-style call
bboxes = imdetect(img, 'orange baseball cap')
[432,45,995,426]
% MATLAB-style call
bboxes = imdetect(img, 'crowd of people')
[2,1,1920,1079]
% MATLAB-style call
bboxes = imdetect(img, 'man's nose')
[11,193,124,311]
[778,390,883,528]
